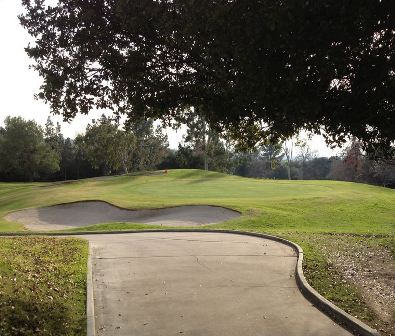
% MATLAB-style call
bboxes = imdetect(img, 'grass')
[1,169,394,234]
[285,233,377,322]
[0,236,88,336]
[65,222,165,232]
[0,169,394,333]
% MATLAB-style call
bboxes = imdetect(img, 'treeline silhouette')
[0,115,393,188]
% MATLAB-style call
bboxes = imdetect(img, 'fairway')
[1,169,394,234]
[0,169,394,334]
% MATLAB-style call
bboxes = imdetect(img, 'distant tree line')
[228,141,395,188]
[0,115,168,181]
[0,115,394,188]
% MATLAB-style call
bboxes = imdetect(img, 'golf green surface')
[1,169,394,235]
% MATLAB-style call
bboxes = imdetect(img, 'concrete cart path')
[86,232,352,336]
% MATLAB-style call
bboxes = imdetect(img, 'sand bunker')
[6,201,240,231]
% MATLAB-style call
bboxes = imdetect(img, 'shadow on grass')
[0,296,85,336]
[177,170,227,184]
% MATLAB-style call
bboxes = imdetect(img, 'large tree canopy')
[20,0,394,154]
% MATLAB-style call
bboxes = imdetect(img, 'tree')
[127,118,168,172]
[73,134,99,179]
[342,140,365,182]
[181,109,232,172]
[260,142,284,172]
[44,116,63,154]
[328,140,366,182]
[175,144,203,170]
[230,146,286,179]
[296,138,315,179]
[0,116,59,181]
[370,159,395,187]
[60,138,76,180]
[283,140,295,180]
[82,115,135,175]
[157,148,181,170]
[304,157,332,180]
[20,1,395,156]
[181,109,212,171]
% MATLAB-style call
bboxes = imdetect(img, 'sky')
[0,0,341,157]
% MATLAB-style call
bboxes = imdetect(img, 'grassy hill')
[1,169,394,234]
[0,169,394,334]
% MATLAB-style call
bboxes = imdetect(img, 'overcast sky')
[0,1,341,156]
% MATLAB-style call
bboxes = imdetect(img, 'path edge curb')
[1,228,380,336]
[202,230,381,336]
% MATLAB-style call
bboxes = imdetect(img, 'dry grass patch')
[0,237,88,336]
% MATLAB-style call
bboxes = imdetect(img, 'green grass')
[0,237,88,336]
[65,222,165,232]
[1,169,394,234]
[0,169,394,333]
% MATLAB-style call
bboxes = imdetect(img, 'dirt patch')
[327,239,395,335]
[5,201,240,231]
[304,234,395,335]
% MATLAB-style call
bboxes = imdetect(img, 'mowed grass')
[0,237,87,336]
[0,169,394,234]
[0,169,394,333]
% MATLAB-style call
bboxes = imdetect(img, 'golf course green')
[0,169,394,335]
[1,169,394,234]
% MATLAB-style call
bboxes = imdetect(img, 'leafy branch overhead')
[20,0,394,154]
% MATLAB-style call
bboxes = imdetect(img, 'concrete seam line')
[86,244,96,336]
[0,228,380,336]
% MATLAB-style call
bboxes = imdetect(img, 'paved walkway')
[85,232,352,336]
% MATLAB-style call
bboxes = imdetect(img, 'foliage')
[232,145,287,179]
[44,117,80,180]
[180,110,233,172]
[283,140,295,180]
[127,118,168,172]
[295,138,316,179]
[0,237,87,336]
[0,117,59,181]
[175,144,204,169]
[303,157,332,180]
[260,142,284,171]
[0,115,393,185]
[0,115,167,181]
[330,140,395,187]
[44,116,63,154]
[81,115,135,175]
[60,138,77,180]
[19,1,395,155]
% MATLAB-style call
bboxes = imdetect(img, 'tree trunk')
[123,160,129,174]
[203,121,208,171]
